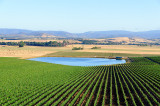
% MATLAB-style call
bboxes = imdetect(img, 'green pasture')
[45,51,160,57]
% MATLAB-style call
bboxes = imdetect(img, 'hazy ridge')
[0,28,160,39]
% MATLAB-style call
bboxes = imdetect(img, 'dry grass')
[0,46,58,59]
[90,37,157,43]
[0,44,160,59]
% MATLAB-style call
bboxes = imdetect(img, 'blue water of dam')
[28,57,126,66]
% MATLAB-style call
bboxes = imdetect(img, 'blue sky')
[0,0,160,32]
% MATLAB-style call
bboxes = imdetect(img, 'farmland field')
[1,45,160,59]
[0,57,160,105]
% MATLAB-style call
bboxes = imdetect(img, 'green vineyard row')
[0,57,160,105]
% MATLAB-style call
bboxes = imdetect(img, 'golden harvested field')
[90,37,159,44]
[0,45,160,59]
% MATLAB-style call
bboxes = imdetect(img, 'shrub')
[91,46,101,49]
[72,47,83,50]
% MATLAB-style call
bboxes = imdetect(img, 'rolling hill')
[0,28,160,39]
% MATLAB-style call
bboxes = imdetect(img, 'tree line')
[0,40,69,47]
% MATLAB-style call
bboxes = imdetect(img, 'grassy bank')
[45,51,160,58]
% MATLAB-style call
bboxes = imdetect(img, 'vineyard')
[0,57,160,106]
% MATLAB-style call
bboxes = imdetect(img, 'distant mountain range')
[0,28,160,39]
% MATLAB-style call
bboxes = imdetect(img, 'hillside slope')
[0,28,160,39]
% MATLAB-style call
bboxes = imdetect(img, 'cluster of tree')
[136,44,148,46]
[79,40,97,44]
[0,40,69,47]
[128,43,160,46]
[72,47,83,50]
[0,41,25,47]
[25,41,69,47]
[106,41,123,45]
[75,40,123,45]
[73,41,160,45]
[91,46,101,49]
[91,42,122,45]
[0,42,19,46]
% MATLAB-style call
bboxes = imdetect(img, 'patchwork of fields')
[0,57,160,105]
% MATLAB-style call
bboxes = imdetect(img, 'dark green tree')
[19,41,25,47]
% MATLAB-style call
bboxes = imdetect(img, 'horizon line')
[0,28,160,33]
